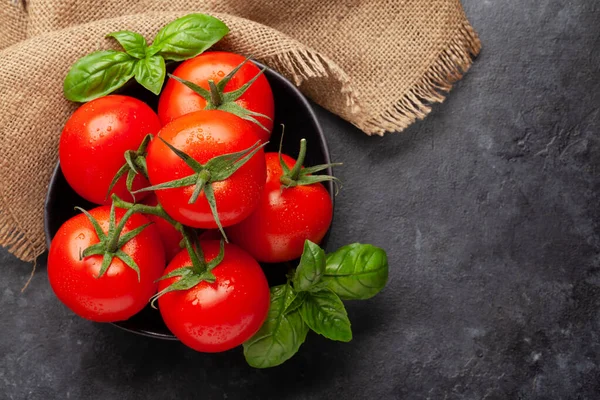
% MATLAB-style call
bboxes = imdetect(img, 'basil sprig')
[63,13,229,102]
[243,240,389,368]
[293,240,326,291]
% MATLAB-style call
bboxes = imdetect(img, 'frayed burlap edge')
[0,11,360,262]
[361,20,481,136]
[0,207,43,262]
[267,50,360,114]
[0,10,480,262]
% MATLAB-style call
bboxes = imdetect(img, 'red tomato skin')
[146,110,267,229]
[158,241,270,352]
[47,206,166,322]
[158,51,274,143]
[141,194,183,262]
[59,95,161,205]
[227,153,333,263]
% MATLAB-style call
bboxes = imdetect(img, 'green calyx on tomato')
[167,57,272,132]
[106,133,153,201]
[76,202,152,280]
[63,14,229,102]
[278,136,342,192]
[112,193,217,285]
[111,193,240,309]
[243,239,389,368]
[134,137,267,239]
[156,240,270,353]
[150,237,226,308]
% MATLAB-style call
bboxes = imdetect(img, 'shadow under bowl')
[44,63,334,340]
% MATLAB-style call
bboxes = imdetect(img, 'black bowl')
[44,63,334,340]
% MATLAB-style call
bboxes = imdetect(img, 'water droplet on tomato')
[217,71,225,77]
[77,233,85,240]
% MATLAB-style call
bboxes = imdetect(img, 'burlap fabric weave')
[0,0,480,261]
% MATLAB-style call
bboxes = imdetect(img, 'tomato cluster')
[49,51,336,353]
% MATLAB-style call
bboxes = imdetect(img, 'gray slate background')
[1,0,599,399]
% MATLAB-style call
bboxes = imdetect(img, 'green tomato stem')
[111,194,179,227]
[208,79,222,107]
[182,228,208,275]
[283,138,307,184]
[110,194,207,273]
[106,207,137,253]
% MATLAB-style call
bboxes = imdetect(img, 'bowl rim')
[43,62,334,340]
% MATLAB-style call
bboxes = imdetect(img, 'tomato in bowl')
[44,63,335,340]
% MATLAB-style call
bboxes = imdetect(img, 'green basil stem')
[280,138,307,186]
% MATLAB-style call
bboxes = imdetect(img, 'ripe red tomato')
[141,193,183,262]
[59,95,160,205]
[227,153,333,263]
[145,110,266,229]
[47,206,166,322]
[158,51,274,143]
[157,241,270,352]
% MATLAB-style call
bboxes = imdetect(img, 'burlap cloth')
[0,0,480,262]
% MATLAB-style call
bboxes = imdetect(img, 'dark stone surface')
[1,1,599,399]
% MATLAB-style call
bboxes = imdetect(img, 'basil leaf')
[147,13,229,61]
[63,50,136,102]
[322,243,389,300]
[106,31,147,59]
[293,240,326,291]
[134,55,166,95]
[284,291,306,315]
[300,289,352,342]
[243,284,308,368]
